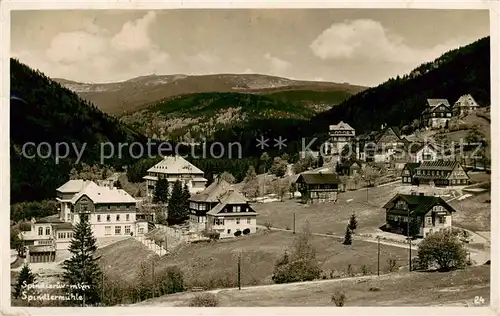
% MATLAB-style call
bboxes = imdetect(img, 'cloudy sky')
[11,9,489,86]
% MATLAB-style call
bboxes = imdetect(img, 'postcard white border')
[1,0,499,315]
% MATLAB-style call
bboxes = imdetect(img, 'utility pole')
[377,237,380,276]
[407,209,412,272]
[237,253,241,290]
[152,258,155,298]
[293,213,296,234]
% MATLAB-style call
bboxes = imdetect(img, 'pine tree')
[167,180,187,225]
[62,213,102,306]
[343,226,352,245]
[348,213,358,232]
[409,216,420,239]
[317,155,324,168]
[13,263,36,299]
[153,178,169,204]
[182,183,191,219]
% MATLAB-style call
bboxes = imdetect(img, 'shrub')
[156,266,185,296]
[331,291,346,306]
[360,265,371,275]
[417,230,467,271]
[202,230,220,241]
[242,228,250,235]
[369,287,381,292]
[264,222,273,230]
[346,264,354,276]
[189,293,219,307]
[234,230,242,237]
[386,258,399,272]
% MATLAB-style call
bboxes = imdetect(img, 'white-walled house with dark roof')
[143,155,208,199]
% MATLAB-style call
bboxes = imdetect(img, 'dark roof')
[206,190,256,216]
[383,193,456,216]
[340,159,363,168]
[36,215,63,224]
[53,223,73,230]
[296,172,340,185]
[372,126,402,143]
[190,178,232,203]
[417,160,460,171]
[402,163,421,174]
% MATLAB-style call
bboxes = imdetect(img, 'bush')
[242,228,250,235]
[264,222,273,230]
[417,230,467,271]
[346,264,354,276]
[369,287,381,292]
[202,230,220,241]
[234,230,242,237]
[360,265,371,275]
[189,293,219,307]
[386,258,399,272]
[157,266,185,296]
[331,291,346,306]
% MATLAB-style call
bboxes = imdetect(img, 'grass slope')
[98,231,409,288]
[137,266,490,307]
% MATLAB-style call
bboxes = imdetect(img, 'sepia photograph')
[3,2,497,313]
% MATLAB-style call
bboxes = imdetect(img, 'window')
[105,226,111,236]
[426,217,432,225]
[138,227,144,234]
[106,215,111,222]
[439,217,446,224]
[107,206,110,210]
[45,227,51,235]
[38,227,43,236]
[97,215,101,222]
[116,214,120,221]
[124,226,131,234]
[247,218,251,224]
[227,229,231,234]
[126,214,130,221]
[115,226,121,235]
[236,218,240,224]
[234,206,241,213]
[58,233,62,239]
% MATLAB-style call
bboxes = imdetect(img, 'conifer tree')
[182,183,191,217]
[167,180,187,225]
[13,263,36,299]
[343,226,352,245]
[348,213,358,232]
[62,213,101,306]
[153,178,169,204]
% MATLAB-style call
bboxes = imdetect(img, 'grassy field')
[255,183,403,235]
[449,191,491,231]
[98,231,409,289]
[136,265,490,307]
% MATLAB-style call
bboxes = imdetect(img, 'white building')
[414,143,438,163]
[453,94,480,116]
[143,156,208,199]
[329,121,356,155]
[20,180,150,263]
[205,189,258,239]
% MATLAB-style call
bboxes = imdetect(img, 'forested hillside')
[10,58,148,203]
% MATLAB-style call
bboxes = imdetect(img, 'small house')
[295,172,340,203]
[382,193,456,238]
[205,189,258,238]
[452,94,479,116]
[413,160,469,186]
[422,99,453,129]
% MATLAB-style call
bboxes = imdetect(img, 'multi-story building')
[188,178,233,230]
[383,193,456,238]
[356,126,405,163]
[403,160,470,187]
[20,180,150,263]
[143,156,207,199]
[452,94,480,116]
[329,121,356,155]
[421,99,453,129]
[205,189,258,238]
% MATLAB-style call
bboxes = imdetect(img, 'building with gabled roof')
[143,155,208,199]
[452,94,480,116]
[205,189,258,238]
[382,193,456,237]
[295,171,340,204]
[413,160,469,186]
[422,99,453,129]
[188,178,233,230]
[329,121,356,155]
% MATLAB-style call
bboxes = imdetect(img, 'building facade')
[295,172,340,203]
[205,190,258,238]
[188,178,233,230]
[143,156,207,199]
[329,121,356,155]
[422,99,453,129]
[383,193,455,238]
[452,94,479,116]
[413,160,469,186]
